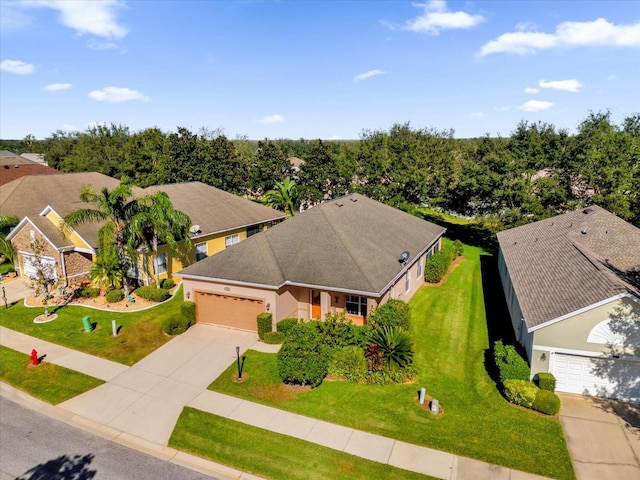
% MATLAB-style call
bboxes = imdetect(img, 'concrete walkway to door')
[558,393,640,480]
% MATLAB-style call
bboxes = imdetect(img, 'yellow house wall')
[46,211,92,250]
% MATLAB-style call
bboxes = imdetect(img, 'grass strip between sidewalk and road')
[0,286,185,365]
[170,407,438,480]
[0,345,104,404]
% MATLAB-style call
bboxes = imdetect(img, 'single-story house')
[178,193,446,331]
[497,205,640,401]
[2,172,285,287]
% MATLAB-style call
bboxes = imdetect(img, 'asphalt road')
[0,396,221,480]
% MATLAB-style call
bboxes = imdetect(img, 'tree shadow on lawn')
[480,254,527,389]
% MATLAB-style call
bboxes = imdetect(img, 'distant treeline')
[3,110,639,229]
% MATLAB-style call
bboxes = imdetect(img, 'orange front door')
[311,290,321,318]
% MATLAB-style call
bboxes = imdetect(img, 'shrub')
[368,326,414,371]
[257,312,273,340]
[276,318,299,336]
[76,286,100,298]
[328,346,368,382]
[453,239,464,257]
[316,312,366,349]
[135,286,171,302]
[181,301,196,324]
[262,331,285,344]
[367,299,411,330]
[424,247,454,283]
[105,289,123,303]
[277,322,330,387]
[365,366,417,385]
[160,278,175,289]
[532,389,561,415]
[536,372,557,392]
[504,379,539,408]
[162,315,192,336]
[494,340,530,383]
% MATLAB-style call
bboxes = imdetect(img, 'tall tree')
[126,192,192,286]
[263,177,298,217]
[64,183,143,294]
[25,238,57,318]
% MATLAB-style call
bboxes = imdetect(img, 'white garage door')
[21,253,57,280]
[551,353,640,401]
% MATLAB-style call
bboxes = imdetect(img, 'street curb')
[0,382,263,480]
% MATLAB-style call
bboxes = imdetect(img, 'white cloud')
[43,83,72,92]
[259,114,285,124]
[538,79,583,92]
[353,69,388,83]
[470,112,484,118]
[518,100,554,112]
[87,39,118,50]
[21,0,128,39]
[0,59,34,74]
[88,87,149,102]
[87,121,107,129]
[524,87,539,94]
[479,18,640,56]
[0,2,32,30]
[392,0,485,35]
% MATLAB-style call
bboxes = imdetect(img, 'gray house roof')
[144,182,285,237]
[497,205,640,330]
[179,193,446,296]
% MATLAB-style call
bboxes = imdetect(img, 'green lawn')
[170,407,438,480]
[0,345,104,404]
[207,246,575,480]
[0,286,184,365]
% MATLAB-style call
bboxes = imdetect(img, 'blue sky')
[1,0,639,140]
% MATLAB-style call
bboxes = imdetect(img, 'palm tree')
[0,214,20,264]
[126,191,192,286]
[263,176,298,217]
[64,183,143,294]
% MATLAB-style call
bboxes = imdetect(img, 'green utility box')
[82,316,92,332]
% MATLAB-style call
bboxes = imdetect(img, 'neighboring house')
[0,150,60,186]
[178,193,446,332]
[2,173,285,287]
[497,205,640,401]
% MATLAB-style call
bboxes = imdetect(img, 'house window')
[405,272,410,292]
[154,253,167,274]
[225,234,239,248]
[346,295,367,317]
[247,225,261,237]
[195,242,207,261]
[416,258,422,278]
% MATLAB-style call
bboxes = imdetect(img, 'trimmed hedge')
[135,286,171,302]
[328,346,368,383]
[533,389,561,415]
[453,239,464,257]
[494,340,530,383]
[277,322,330,387]
[504,379,539,408]
[424,247,454,283]
[160,278,175,289]
[162,315,192,336]
[181,301,196,324]
[105,289,123,303]
[257,312,272,340]
[76,286,100,298]
[536,372,557,392]
[276,318,299,336]
[262,331,285,345]
[367,299,411,330]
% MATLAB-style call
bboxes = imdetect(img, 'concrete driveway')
[558,393,640,480]
[59,324,259,446]
[0,276,30,305]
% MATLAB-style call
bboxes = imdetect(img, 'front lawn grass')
[170,407,438,480]
[208,246,574,480]
[0,345,104,404]
[0,286,184,365]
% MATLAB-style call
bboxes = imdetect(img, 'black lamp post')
[235,346,241,379]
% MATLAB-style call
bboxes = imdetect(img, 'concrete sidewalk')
[0,324,552,480]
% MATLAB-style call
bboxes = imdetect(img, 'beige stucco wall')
[530,296,640,375]
[277,286,307,321]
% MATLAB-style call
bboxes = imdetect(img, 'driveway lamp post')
[235,346,246,380]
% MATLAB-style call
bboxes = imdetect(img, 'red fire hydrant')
[30,349,39,365]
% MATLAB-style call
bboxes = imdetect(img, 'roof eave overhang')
[189,215,287,240]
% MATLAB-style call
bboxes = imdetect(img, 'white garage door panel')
[552,353,640,402]
[22,254,57,280]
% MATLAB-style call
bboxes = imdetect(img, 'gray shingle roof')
[497,205,640,330]
[144,182,285,237]
[179,193,446,296]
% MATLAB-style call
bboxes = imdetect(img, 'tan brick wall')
[64,251,93,285]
